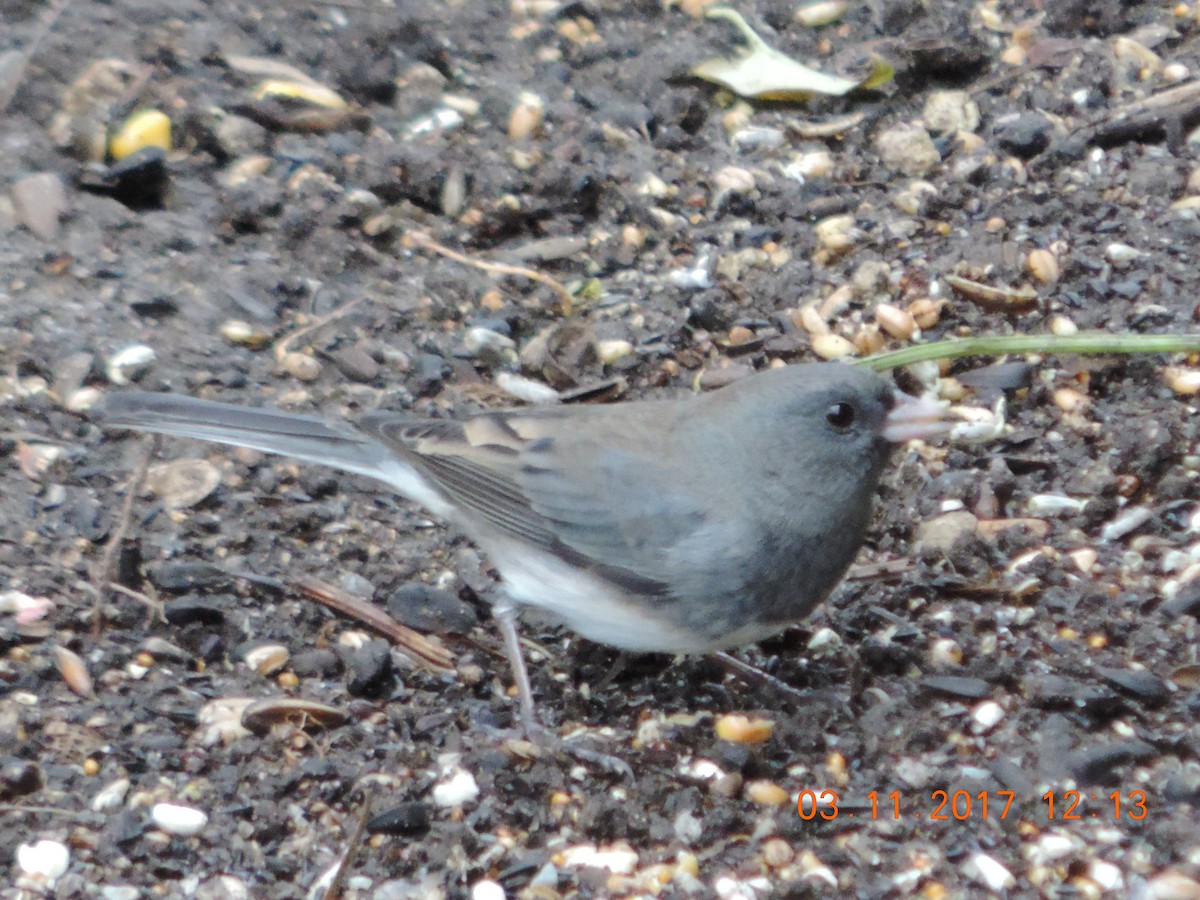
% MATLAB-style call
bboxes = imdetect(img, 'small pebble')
[893,179,937,214]
[66,387,103,412]
[332,344,379,383]
[244,644,289,676]
[11,172,67,240]
[471,880,506,900]
[1142,871,1200,899]
[928,638,963,667]
[795,0,846,26]
[1069,548,1098,573]
[197,697,255,746]
[280,351,321,381]
[971,700,1005,732]
[923,89,979,134]
[1026,832,1078,865]
[761,837,793,868]
[106,345,156,386]
[1101,505,1154,542]
[560,843,640,875]
[783,150,835,181]
[1053,387,1090,414]
[1163,62,1190,83]
[495,371,560,404]
[406,107,463,138]
[1105,242,1141,267]
[1089,859,1124,892]
[730,126,785,151]
[965,852,1015,891]
[151,802,209,836]
[948,400,1006,442]
[16,839,69,884]
[433,768,479,808]
[806,627,841,655]
[595,339,635,364]
[91,777,131,813]
[463,327,517,361]
[915,510,978,552]
[1049,314,1078,336]
[874,122,939,177]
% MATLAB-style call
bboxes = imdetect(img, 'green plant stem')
[859,332,1200,372]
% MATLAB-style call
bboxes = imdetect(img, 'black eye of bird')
[825,401,856,431]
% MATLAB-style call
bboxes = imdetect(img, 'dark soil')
[4,0,1200,896]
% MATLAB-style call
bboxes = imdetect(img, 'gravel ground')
[5,0,1200,897]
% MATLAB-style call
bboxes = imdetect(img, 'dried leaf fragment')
[944,274,1039,312]
[692,7,892,100]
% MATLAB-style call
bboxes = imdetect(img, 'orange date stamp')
[796,789,1148,822]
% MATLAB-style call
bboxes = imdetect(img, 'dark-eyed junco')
[103,363,946,731]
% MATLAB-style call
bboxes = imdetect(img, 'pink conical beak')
[883,392,952,443]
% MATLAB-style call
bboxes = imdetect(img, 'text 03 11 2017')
[796,789,1149,822]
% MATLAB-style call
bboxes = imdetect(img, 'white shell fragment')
[1027,493,1086,516]
[91,776,132,813]
[243,644,289,676]
[1105,242,1141,267]
[971,700,1005,733]
[667,262,712,290]
[948,398,1006,442]
[406,107,464,138]
[494,371,561,405]
[559,843,639,874]
[197,697,255,745]
[151,802,209,836]
[595,339,635,364]
[106,345,156,386]
[795,0,848,27]
[463,327,517,361]
[471,880,507,900]
[964,852,1015,891]
[1089,859,1124,892]
[16,839,70,884]
[1101,505,1154,543]
[433,767,479,808]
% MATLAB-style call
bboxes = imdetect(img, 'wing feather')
[357,408,704,601]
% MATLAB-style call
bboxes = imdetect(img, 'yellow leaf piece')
[109,109,172,161]
[692,7,892,100]
[858,52,895,91]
